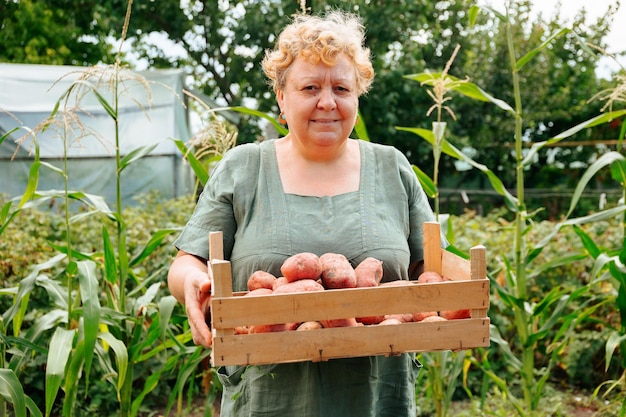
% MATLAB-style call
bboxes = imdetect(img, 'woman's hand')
[168,251,213,348]
[184,270,213,347]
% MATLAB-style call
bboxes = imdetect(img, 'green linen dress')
[173,139,437,417]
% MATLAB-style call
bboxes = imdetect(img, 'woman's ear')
[276,89,284,111]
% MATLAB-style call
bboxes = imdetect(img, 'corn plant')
[399,4,626,416]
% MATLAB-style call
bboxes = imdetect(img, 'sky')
[479,0,625,79]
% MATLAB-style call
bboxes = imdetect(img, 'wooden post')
[423,221,442,275]
[470,245,487,319]
[208,232,234,347]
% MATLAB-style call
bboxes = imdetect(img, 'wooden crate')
[209,221,490,367]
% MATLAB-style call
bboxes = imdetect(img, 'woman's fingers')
[185,275,213,348]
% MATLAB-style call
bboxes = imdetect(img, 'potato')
[320,317,359,328]
[281,252,323,282]
[234,326,250,334]
[356,315,385,325]
[417,271,444,284]
[354,257,383,287]
[247,270,277,291]
[272,279,325,294]
[384,313,413,323]
[421,315,447,323]
[245,288,273,296]
[412,311,438,322]
[379,318,402,325]
[272,276,289,290]
[296,321,323,331]
[320,253,357,289]
[248,323,289,333]
[440,309,471,320]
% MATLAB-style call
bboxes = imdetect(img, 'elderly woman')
[168,10,437,417]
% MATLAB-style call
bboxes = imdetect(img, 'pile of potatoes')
[238,252,470,334]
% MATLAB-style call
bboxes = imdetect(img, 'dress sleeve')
[172,143,260,260]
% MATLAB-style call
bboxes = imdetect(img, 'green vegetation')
[1,1,625,416]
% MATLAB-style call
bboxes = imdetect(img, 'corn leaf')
[606,331,626,371]
[172,138,209,185]
[0,369,28,417]
[98,331,129,394]
[102,226,118,285]
[77,260,100,386]
[62,339,85,417]
[45,328,76,417]
[119,143,159,173]
[398,126,518,209]
[130,228,179,267]
[516,28,570,70]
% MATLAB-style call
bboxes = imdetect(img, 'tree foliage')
[1,0,621,214]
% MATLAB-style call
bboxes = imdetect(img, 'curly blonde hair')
[262,11,374,96]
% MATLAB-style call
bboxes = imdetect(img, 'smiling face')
[276,53,359,154]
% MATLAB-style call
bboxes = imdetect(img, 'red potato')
[272,276,289,290]
[248,323,289,333]
[234,326,250,334]
[384,313,414,323]
[417,271,444,284]
[281,252,323,282]
[247,270,277,291]
[440,309,471,320]
[356,315,385,325]
[245,288,273,296]
[412,311,438,322]
[272,279,325,294]
[296,321,324,331]
[379,318,403,325]
[320,253,357,289]
[355,257,383,287]
[421,315,447,323]
[320,317,359,328]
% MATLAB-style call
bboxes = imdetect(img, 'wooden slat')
[423,221,442,274]
[211,279,489,329]
[211,318,491,366]
[441,250,471,280]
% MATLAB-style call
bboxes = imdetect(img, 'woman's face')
[277,53,359,150]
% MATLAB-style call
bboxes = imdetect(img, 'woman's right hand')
[168,251,213,348]
[184,270,213,347]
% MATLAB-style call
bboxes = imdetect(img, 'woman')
[168,10,437,417]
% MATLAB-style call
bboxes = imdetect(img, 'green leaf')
[130,228,179,267]
[77,260,101,385]
[62,339,85,417]
[158,295,178,340]
[0,369,28,417]
[98,331,129,394]
[353,110,369,141]
[412,165,437,198]
[102,226,118,285]
[46,328,76,417]
[119,143,159,173]
[398,126,518,209]
[605,331,626,371]
[404,73,514,113]
[610,159,626,186]
[566,151,624,218]
[516,28,570,70]
[227,106,289,136]
[468,5,479,27]
[172,138,209,186]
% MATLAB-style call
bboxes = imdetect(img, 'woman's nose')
[317,87,337,110]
